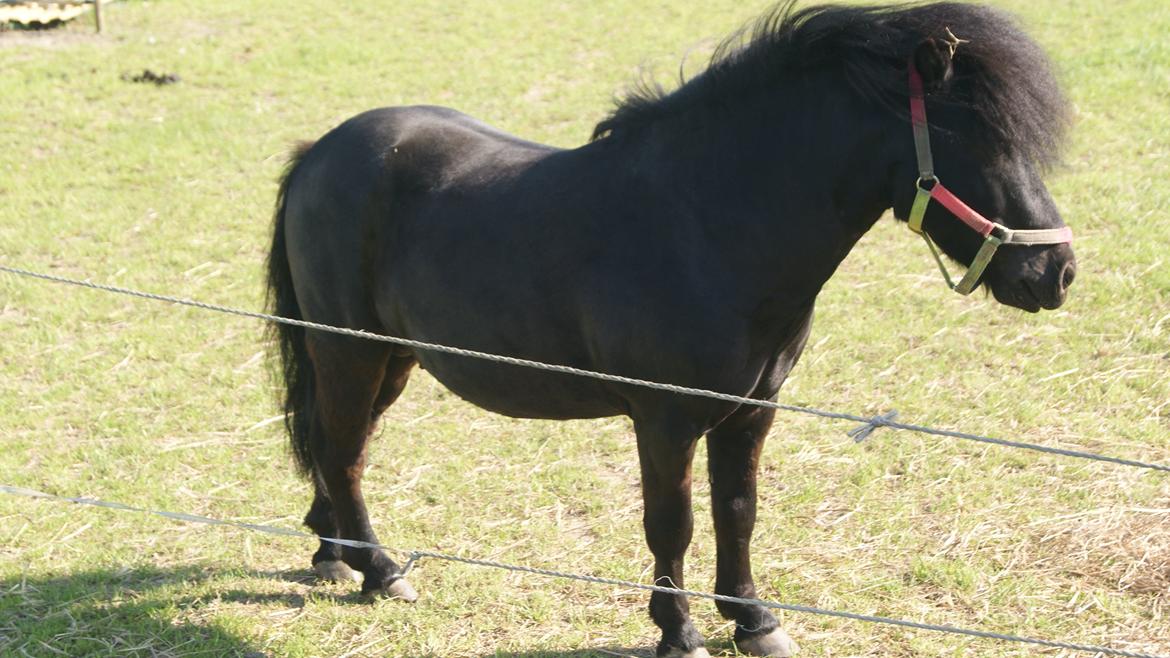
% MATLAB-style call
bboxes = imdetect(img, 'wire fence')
[2,263,1169,657]
[3,483,1167,658]
[2,264,1168,475]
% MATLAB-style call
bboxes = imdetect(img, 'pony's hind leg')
[304,337,418,599]
[304,480,359,582]
[305,350,417,582]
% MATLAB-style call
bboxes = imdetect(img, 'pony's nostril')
[1060,262,1076,291]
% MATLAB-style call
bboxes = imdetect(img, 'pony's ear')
[913,37,954,93]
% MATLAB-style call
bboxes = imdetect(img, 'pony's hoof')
[737,628,799,657]
[386,577,419,602]
[660,648,710,658]
[363,576,419,602]
[313,560,360,583]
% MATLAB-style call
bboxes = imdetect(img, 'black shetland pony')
[266,3,1074,656]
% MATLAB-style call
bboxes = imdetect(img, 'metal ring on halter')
[915,175,938,192]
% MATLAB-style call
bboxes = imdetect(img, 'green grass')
[2,1,1168,656]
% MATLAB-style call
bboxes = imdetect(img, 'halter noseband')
[906,62,1073,295]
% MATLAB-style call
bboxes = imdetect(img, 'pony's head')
[883,5,1075,311]
[592,2,1076,311]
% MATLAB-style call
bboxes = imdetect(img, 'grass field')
[1,1,1168,656]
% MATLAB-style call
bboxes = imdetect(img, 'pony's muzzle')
[1024,250,1076,311]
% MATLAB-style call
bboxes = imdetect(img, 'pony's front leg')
[706,405,798,657]
[635,418,707,658]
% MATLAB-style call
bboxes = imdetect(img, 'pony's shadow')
[374,638,668,657]
[0,564,300,657]
[0,566,704,657]
[457,643,738,658]
[453,640,740,657]
[460,646,655,650]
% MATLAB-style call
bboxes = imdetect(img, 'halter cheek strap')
[906,63,1072,295]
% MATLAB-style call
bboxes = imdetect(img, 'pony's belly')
[414,352,626,420]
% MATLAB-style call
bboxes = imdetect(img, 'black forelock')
[591,1,1069,169]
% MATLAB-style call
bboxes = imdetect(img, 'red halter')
[906,62,1072,294]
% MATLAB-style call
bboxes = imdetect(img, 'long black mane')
[592,1,1068,168]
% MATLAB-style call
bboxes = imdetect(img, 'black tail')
[266,141,317,480]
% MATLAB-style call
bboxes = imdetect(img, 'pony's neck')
[634,76,894,307]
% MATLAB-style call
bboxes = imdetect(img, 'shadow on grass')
[360,635,754,658]
[463,638,742,658]
[475,646,659,650]
[0,565,691,658]
[465,640,743,658]
[0,564,280,657]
